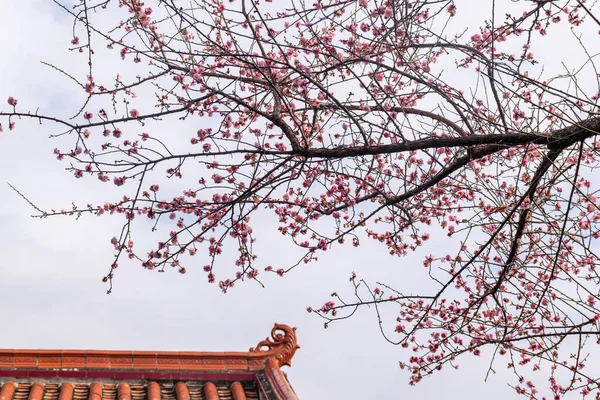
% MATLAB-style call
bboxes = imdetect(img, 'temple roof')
[0,324,299,400]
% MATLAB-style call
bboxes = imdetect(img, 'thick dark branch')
[503,148,563,271]
[487,147,562,299]
[298,116,599,158]
[385,144,506,206]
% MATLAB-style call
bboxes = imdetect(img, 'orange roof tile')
[0,324,299,400]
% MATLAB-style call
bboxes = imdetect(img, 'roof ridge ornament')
[249,323,299,368]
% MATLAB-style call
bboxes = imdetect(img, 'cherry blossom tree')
[3,0,600,398]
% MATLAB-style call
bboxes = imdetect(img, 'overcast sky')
[1,1,599,399]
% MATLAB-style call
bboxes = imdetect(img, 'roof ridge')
[0,324,299,373]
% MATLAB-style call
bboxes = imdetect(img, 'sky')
[0,1,599,399]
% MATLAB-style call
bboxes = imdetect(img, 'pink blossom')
[7,96,17,106]
[579,219,590,230]
[130,109,140,118]
[587,295,596,307]
[113,176,126,186]
[83,112,93,120]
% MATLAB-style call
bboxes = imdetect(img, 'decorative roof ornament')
[250,323,300,368]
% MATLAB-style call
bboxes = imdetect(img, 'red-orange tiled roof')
[0,380,259,400]
[0,324,299,400]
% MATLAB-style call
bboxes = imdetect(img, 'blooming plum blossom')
[2,0,600,398]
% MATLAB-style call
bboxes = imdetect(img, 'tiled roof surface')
[0,381,259,400]
[0,324,299,400]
